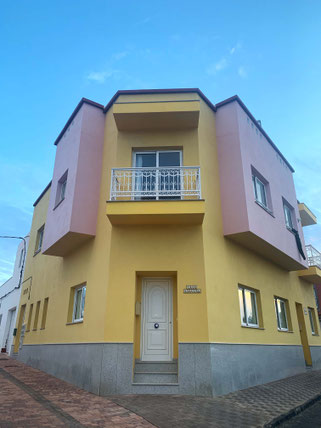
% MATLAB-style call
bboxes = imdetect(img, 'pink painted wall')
[216,101,308,269]
[42,103,105,254]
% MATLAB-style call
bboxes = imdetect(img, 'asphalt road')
[281,401,321,427]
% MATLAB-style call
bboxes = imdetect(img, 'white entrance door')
[141,278,172,361]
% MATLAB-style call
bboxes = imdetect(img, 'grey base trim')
[310,346,321,369]
[209,343,307,395]
[17,342,321,396]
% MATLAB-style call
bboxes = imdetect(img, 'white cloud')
[206,41,243,76]
[112,51,128,61]
[230,42,242,55]
[0,258,14,266]
[206,58,228,75]
[86,71,114,84]
[86,50,130,84]
[238,66,247,78]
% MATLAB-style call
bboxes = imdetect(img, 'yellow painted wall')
[197,98,321,347]
[15,91,321,360]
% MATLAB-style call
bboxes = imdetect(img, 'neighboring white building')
[0,235,29,354]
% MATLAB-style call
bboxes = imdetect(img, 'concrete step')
[133,372,178,384]
[134,360,178,373]
[131,382,180,394]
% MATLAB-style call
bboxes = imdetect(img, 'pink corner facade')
[42,102,105,256]
[216,100,307,271]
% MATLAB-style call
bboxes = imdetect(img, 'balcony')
[298,245,321,284]
[106,166,205,225]
[298,203,317,226]
[113,100,200,131]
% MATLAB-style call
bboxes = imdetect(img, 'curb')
[264,392,321,427]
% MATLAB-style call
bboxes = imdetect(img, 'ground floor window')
[73,285,86,322]
[308,307,318,335]
[238,286,259,327]
[274,297,289,331]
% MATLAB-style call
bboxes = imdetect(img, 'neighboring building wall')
[0,236,29,354]
[14,90,321,396]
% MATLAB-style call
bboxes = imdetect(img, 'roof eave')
[54,98,104,146]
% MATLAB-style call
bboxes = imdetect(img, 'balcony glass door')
[134,151,182,200]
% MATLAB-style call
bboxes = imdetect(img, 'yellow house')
[13,89,321,396]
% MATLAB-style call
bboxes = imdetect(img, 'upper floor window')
[238,286,259,327]
[73,285,86,322]
[251,167,272,213]
[274,297,289,331]
[55,170,68,208]
[34,225,44,254]
[134,150,182,200]
[253,176,267,207]
[283,199,294,230]
[134,150,182,168]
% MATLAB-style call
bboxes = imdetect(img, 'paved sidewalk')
[1,355,321,427]
[111,370,321,428]
[0,356,153,427]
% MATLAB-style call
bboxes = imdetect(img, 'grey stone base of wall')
[17,342,321,396]
[209,343,307,395]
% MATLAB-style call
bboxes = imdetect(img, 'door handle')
[154,323,159,329]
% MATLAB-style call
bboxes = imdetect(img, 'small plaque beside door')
[183,285,201,294]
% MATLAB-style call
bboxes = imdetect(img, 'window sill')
[241,325,264,330]
[33,249,41,257]
[255,200,275,217]
[66,320,83,326]
[53,197,65,211]
[25,330,30,333]
[40,328,45,330]
[312,333,319,336]
[277,329,293,333]
[32,329,37,331]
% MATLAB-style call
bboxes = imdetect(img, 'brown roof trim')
[103,88,217,113]
[33,182,52,207]
[216,95,295,173]
[54,98,104,146]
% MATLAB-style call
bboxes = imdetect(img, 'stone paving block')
[2,355,321,427]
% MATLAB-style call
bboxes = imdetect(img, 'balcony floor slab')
[106,200,205,225]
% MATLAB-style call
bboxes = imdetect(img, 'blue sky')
[1,1,320,282]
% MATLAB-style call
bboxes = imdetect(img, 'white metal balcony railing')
[306,244,321,269]
[110,166,201,201]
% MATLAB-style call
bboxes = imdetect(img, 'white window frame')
[60,179,67,201]
[55,170,68,207]
[283,203,294,230]
[133,150,183,168]
[308,308,316,335]
[132,150,183,200]
[274,297,289,331]
[35,225,44,253]
[239,286,259,328]
[252,175,268,210]
[72,285,86,323]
